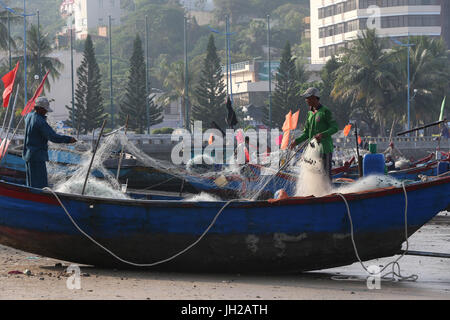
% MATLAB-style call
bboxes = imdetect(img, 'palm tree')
[332,29,397,136]
[24,24,64,91]
[391,36,450,128]
[0,9,18,52]
[154,56,194,127]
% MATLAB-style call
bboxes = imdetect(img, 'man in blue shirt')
[22,97,77,188]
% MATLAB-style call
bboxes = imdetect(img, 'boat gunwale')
[0,175,449,209]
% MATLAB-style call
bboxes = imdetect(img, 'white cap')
[301,87,320,98]
[35,97,53,112]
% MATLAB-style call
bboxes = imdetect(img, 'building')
[61,0,121,40]
[311,0,443,64]
[221,60,321,125]
[151,91,184,130]
[441,0,450,49]
[222,60,278,109]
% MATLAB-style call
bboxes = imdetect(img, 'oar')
[116,115,129,181]
[251,139,310,200]
[82,120,107,196]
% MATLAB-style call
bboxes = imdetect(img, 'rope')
[43,187,241,267]
[334,181,418,282]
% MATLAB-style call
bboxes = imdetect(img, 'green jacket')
[294,105,338,154]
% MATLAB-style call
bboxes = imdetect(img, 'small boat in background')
[0,146,195,192]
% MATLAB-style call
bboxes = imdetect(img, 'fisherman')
[385,154,396,171]
[290,87,339,180]
[22,97,77,188]
[383,141,404,162]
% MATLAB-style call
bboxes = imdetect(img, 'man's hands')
[289,140,298,150]
[314,133,323,143]
[69,137,77,144]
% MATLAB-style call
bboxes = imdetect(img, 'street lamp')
[390,36,415,132]
[208,18,236,100]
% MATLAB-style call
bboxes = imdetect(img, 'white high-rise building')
[69,0,121,39]
[310,0,442,64]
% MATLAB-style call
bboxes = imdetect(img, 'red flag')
[0,138,10,160]
[281,131,290,150]
[22,70,50,116]
[282,111,292,132]
[290,111,300,131]
[358,136,362,145]
[343,124,352,137]
[2,62,20,108]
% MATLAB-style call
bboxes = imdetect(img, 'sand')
[0,214,449,300]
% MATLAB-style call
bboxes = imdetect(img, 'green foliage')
[120,35,163,134]
[191,35,227,129]
[264,41,302,129]
[152,127,174,134]
[332,30,450,136]
[67,35,107,133]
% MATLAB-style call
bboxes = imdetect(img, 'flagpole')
[0,70,17,140]
[0,85,20,168]
[24,0,28,104]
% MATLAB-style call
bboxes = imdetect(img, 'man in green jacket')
[290,87,339,180]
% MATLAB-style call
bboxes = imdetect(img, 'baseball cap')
[301,87,320,98]
[35,97,53,112]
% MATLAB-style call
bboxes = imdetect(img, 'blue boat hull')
[0,177,448,272]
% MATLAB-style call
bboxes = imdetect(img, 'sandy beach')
[0,213,449,300]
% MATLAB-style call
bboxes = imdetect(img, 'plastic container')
[363,153,385,176]
[369,143,377,154]
[437,162,449,175]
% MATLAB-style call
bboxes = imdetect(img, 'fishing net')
[43,126,405,201]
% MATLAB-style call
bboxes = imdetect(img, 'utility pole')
[145,15,150,134]
[7,11,11,69]
[109,15,114,129]
[184,15,190,131]
[23,0,27,103]
[267,14,272,129]
[37,10,41,80]
[226,16,233,101]
[70,14,75,128]
[225,15,229,96]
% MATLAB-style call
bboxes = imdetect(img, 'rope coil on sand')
[333,181,418,283]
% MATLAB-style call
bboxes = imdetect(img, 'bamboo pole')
[82,120,107,196]
[116,115,129,181]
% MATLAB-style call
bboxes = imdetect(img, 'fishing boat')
[0,176,448,273]
[0,146,194,192]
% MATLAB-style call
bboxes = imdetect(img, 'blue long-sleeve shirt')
[22,111,72,162]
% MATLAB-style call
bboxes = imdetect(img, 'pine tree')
[264,41,300,129]
[120,35,162,133]
[191,34,227,129]
[66,35,106,133]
